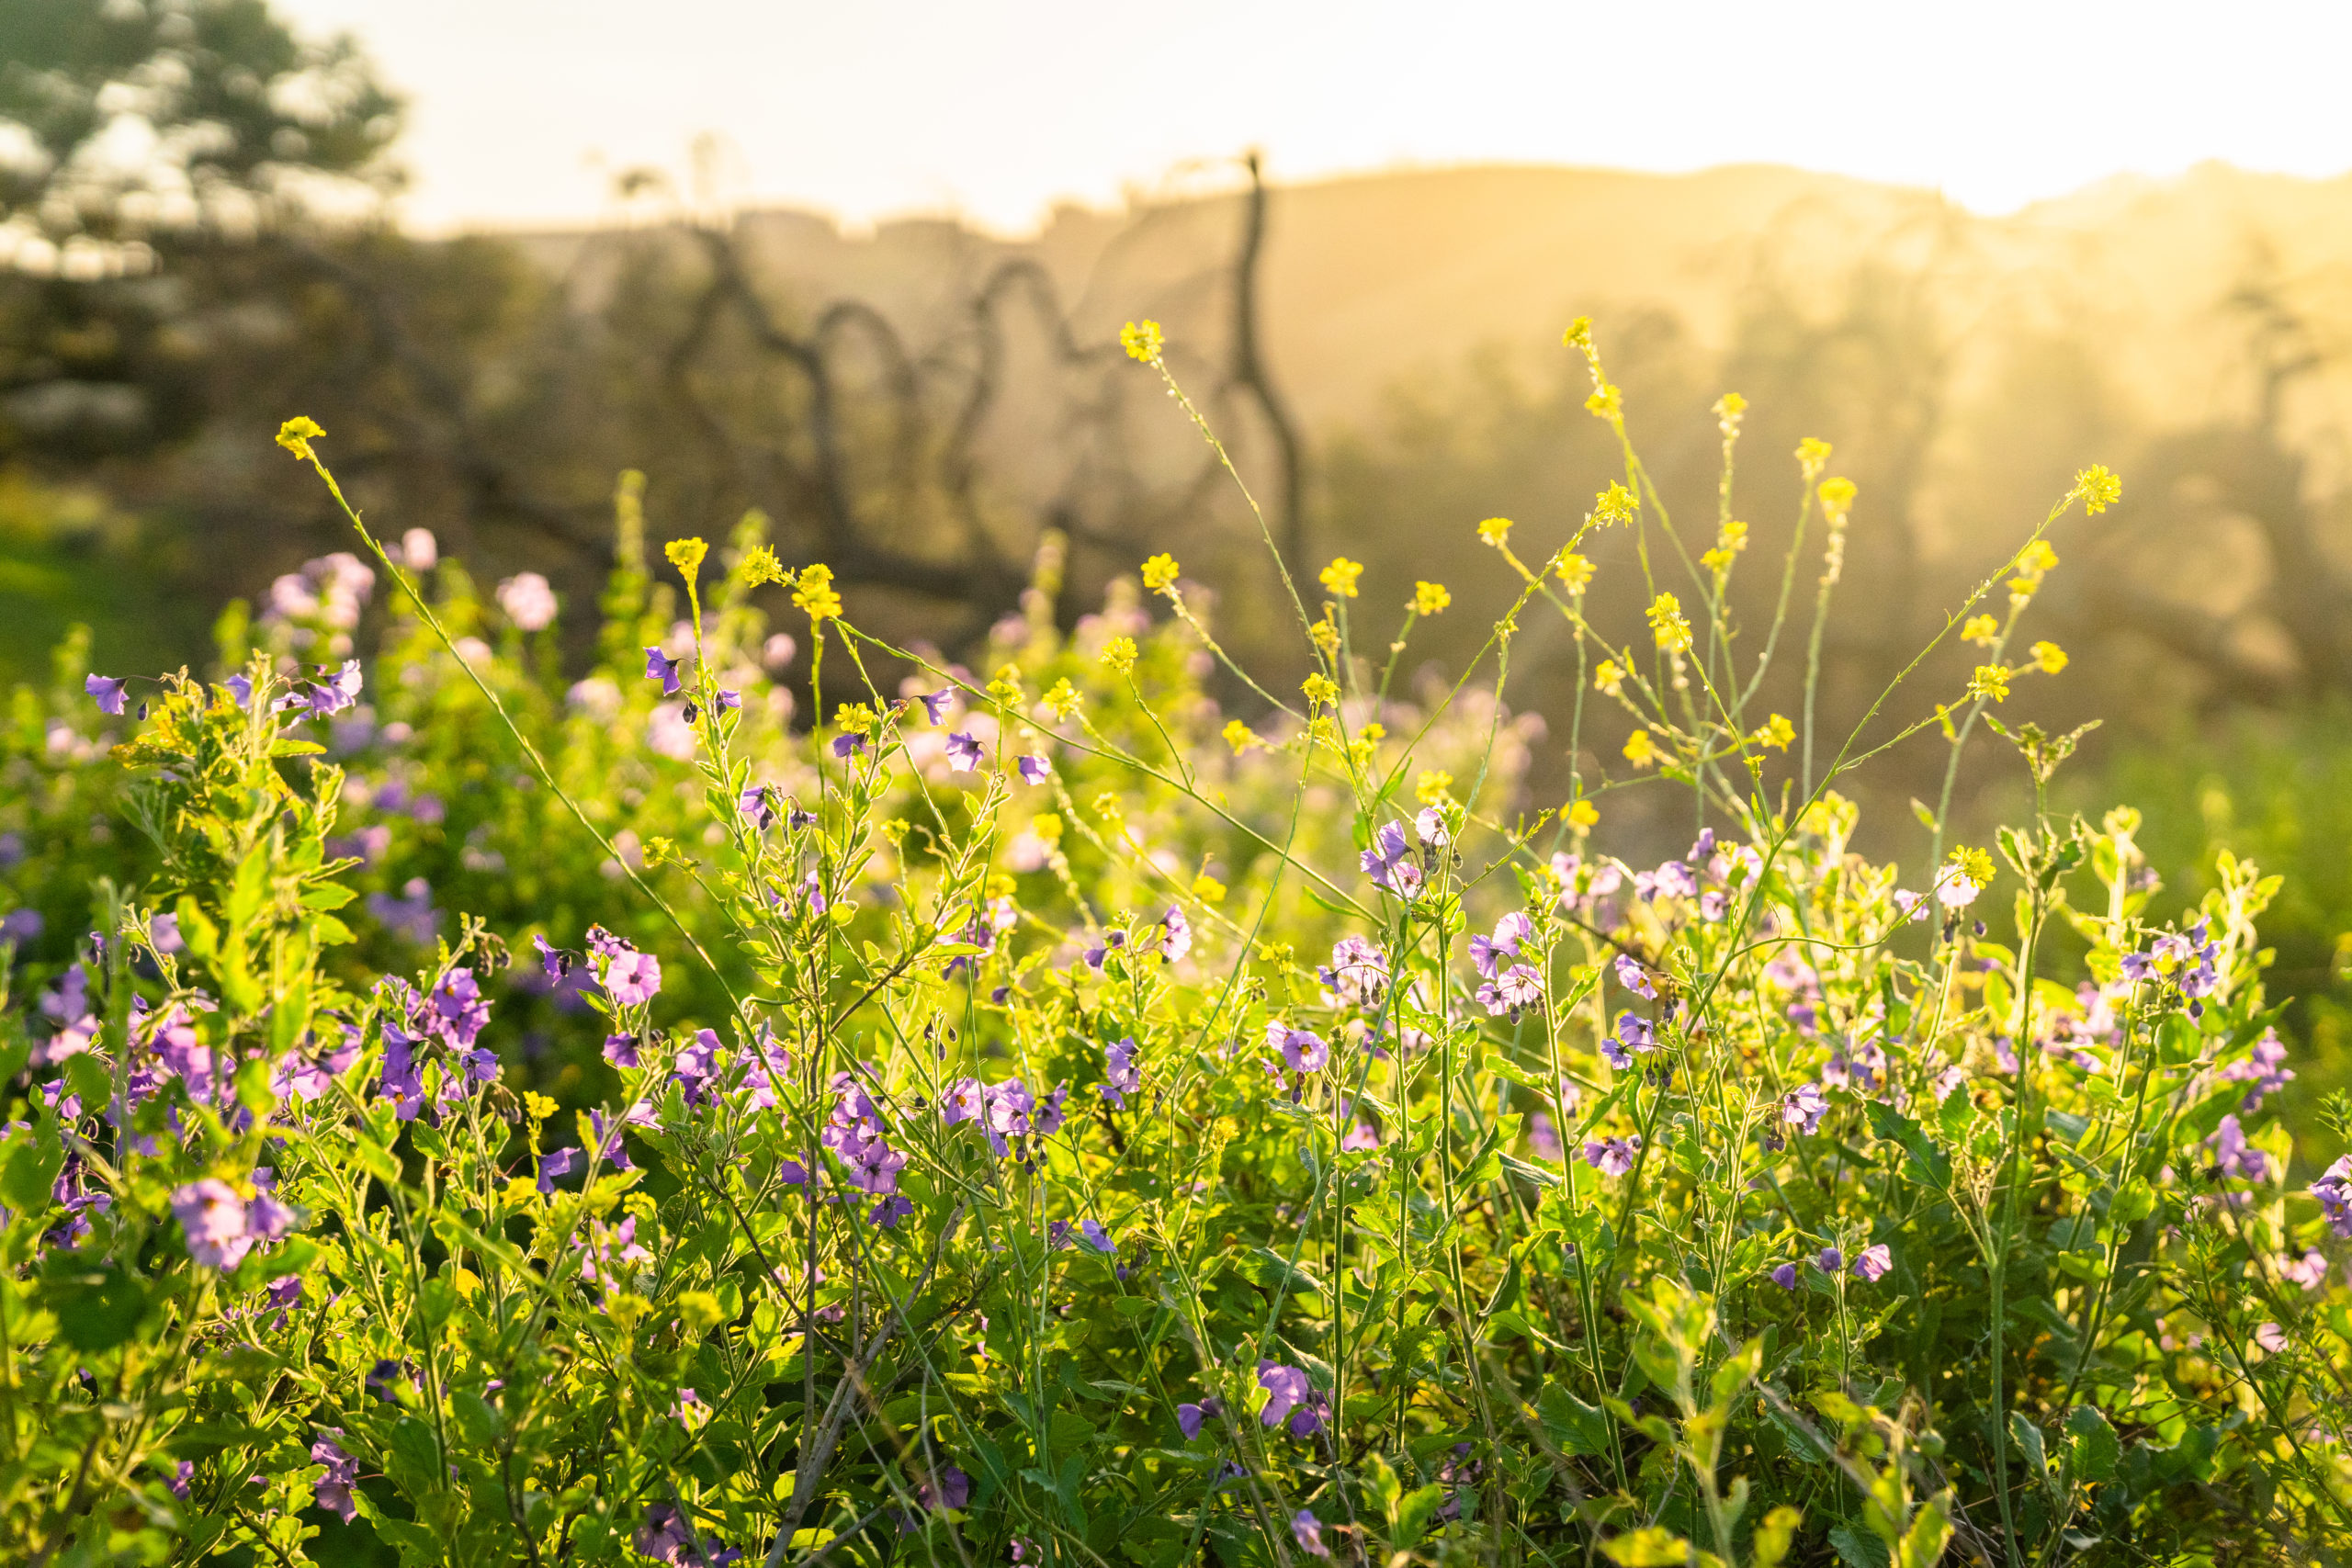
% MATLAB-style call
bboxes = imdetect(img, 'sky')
[276,0,2352,236]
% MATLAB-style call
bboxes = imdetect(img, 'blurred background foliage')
[17,0,2352,1100]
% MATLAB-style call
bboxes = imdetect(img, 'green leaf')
[1600,1527,1690,1565]
[1,1126,65,1213]
[2066,1404,2120,1483]
[40,1258,148,1352]
[1827,1522,1890,1568]
[1751,1506,1803,1568]
[2009,1412,2052,1495]
[1534,1382,1612,1457]
[1391,1483,1445,1550]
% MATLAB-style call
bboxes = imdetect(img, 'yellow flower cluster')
[2073,464,2122,516]
[1043,678,1080,719]
[833,701,876,737]
[1416,770,1453,806]
[663,536,708,581]
[1647,592,1693,654]
[1222,718,1255,754]
[1141,553,1180,593]
[740,545,788,587]
[1796,437,1832,481]
[1320,557,1363,598]
[1566,798,1599,830]
[1594,660,1623,694]
[2030,640,2068,674]
[1476,517,1512,547]
[1754,713,1795,751]
[1968,664,2010,704]
[1593,481,1638,528]
[1301,672,1340,708]
[1623,729,1657,768]
[276,415,325,461]
[1309,619,1340,657]
[1701,520,1748,574]
[1962,614,1999,647]
[1818,477,1858,523]
[1413,581,1451,616]
[1713,391,1747,437]
[1101,637,1137,674]
[1950,845,1996,886]
[1555,552,1594,592]
[792,563,842,622]
[1120,320,1164,363]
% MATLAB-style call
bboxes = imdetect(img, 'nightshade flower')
[303,660,364,716]
[673,1028,722,1107]
[1177,1396,1223,1439]
[1770,1263,1798,1291]
[2224,1029,2295,1111]
[633,1503,697,1564]
[2209,1113,2272,1182]
[1851,1244,1893,1281]
[1361,821,1418,897]
[1615,953,1657,998]
[85,674,127,715]
[915,1465,969,1512]
[1486,964,1543,1015]
[1415,806,1450,846]
[942,1077,986,1124]
[1781,1083,1829,1134]
[1468,912,1532,979]
[171,1179,256,1269]
[1257,1362,1322,1434]
[1272,1023,1329,1074]
[915,690,954,725]
[312,1437,360,1523]
[1158,907,1192,963]
[1816,1247,1843,1273]
[643,647,684,696]
[601,944,662,1009]
[1101,1038,1140,1109]
[167,1461,192,1499]
[1583,1134,1640,1176]
[1080,1218,1116,1254]
[1293,1512,1331,1559]
[1018,754,1050,784]
[2313,1156,2352,1238]
[740,784,776,830]
[944,731,985,772]
[1616,1013,1655,1056]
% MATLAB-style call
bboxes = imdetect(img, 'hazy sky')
[276,0,2352,234]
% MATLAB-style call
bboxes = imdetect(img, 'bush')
[0,328,2338,1566]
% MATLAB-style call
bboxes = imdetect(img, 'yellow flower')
[1141,553,1180,593]
[834,701,876,736]
[2030,639,2069,674]
[1623,729,1657,768]
[1413,581,1451,616]
[740,545,788,586]
[1817,477,1858,522]
[792,563,842,622]
[1359,721,1385,741]
[664,536,708,581]
[1757,713,1795,750]
[1416,770,1453,806]
[1319,557,1363,598]
[1646,592,1692,654]
[1562,317,1593,348]
[1962,614,1999,647]
[1554,552,1594,592]
[1950,845,1996,886]
[1795,437,1832,481]
[2073,464,2121,516]
[1713,391,1747,435]
[524,1090,557,1122]
[276,415,324,460]
[1034,812,1063,844]
[1586,382,1623,421]
[1043,677,1080,719]
[1120,320,1164,363]
[1101,637,1137,674]
[1309,618,1340,657]
[1968,664,2010,705]
[1593,481,1637,528]
[1192,874,1227,904]
[1222,718,1256,754]
[1593,659,1624,694]
[1566,798,1599,830]
[1477,516,1512,547]
[1302,672,1340,708]
[2013,540,2060,581]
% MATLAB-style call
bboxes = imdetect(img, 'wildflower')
[1014,754,1049,785]
[1360,820,1415,896]
[1293,1512,1331,1560]
[792,563,842,621]
[1477,516,1512,547]
[1615,953,1656,998]
[1301,672,1340,707]
[312,1437,360,1523]
[537,1147,582,1194]
[1488,964,1544,1014]
[1320,557,1363,598]
[277,414,325,459]
[1177,1396,1223,1440]
[1816,1247,1843,1273]
[2281,1248,2328,1289]
[498,572,557,631]
[1040,678,1080,721]
[945,732,985,773]
[1141,552,1180,592]
[2314,1156,2352,1238]
[1781,1083,1829,1134]
[916,1465,971,1514]
[1412,581,1451,616]
[1770,1263,1798,1291]
[2030,640,2068,674]
[1818,477,1858,521]
[1341,1120,1380,1151]
[1623,729,1657,768]
[1758,713,1796,751]
[1100,637,1139,675]
[1120,320,1164,362]
[1555,552,1594,592]
[1593,660,1623,694]
[1966,664,2010,705]
[1102,1038,1141,1109]
[1583,1134,1640,1176]
[1593,480,1637,527]
[1158,907,1192,963]
[1796,437,1832,479]
[2208,1113,2272,1182]
[1080,1218,1116,1255]
[1851,1244,1893,1281]
[1567,798,1599,830]
[643,647,685,697]
[170,1179,274,1270]
[1257,1362,1323,1436]
[2073,464,2122,515]
[1646,593,1692,653]
[600,943,663,1010]
[1193,874,1226,902]
[1962,614,1999,646]
[739,784,775,830]
[1277,1024,1330,1075]
[2223,1028,2296,1111]
[1222,719,1255,754]
[85,674,128,716]
[1616,1013,1655,1055]
[633,1503,698,1564]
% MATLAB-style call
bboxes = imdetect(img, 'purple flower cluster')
[1361,821,1424,900]
[1257,1360,1328,1436]
[943,1074,1069,1160]
[1101,1037,1141,1109]
[169,1177,295,1269]
[378,968,498,1122]
[824,1078,912,1224]
[1583,1134,1641,1177]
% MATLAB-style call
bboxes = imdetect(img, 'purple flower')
[1770,1262,1798,1291]
[1341,1120,1381,1151]
[916,1464,969,1512]
[1274,1023,1329,1075]
[1614,953,1657,998]
[943,1077,986,1124]
[2314,1156,2352,1239]
[1080,1218,1116,1254]
[85,674,127,715]
[303,660,364,717]
[1018,754,1050,784]
[916,690,954,725]
[171,1179,255,1269]
[0,908,41,945]
[1158,907,1192,963]
[1470,911,1533,978]
[1616,1013,1655,1055]
[537,1147,582,1195]
[1361,821,1419,897]
[633,1502,697,1564]
[1293,1511,1331,1560]
[832,733,865,758]
[602,944,662,1009]
[604,1032,643,1069]
[1177,1396,1222,1439]
[311,1437,360,1522]
[870,1195,915,1227]
[715,689,741,712]
[1583,1134,1640,1177]
[644,647,684,696]
[2209,1113,2272,1182]
[1481,964,1543,1016]
[1257,1361,1322,1434]
[1781,1083,1829,1134]
[945,731,985,773]
[740,784,776,830]
[167,1460,193,1498]
[674,1028,723,1107]
[1816,1247,1843,1273]
[1851,1244,1893,1282]
[1414,806,1450,846]
[1101,1038,1140,1109]
[2223,1028,2295,1112]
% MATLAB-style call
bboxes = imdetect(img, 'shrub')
[0,327,2336,1566]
